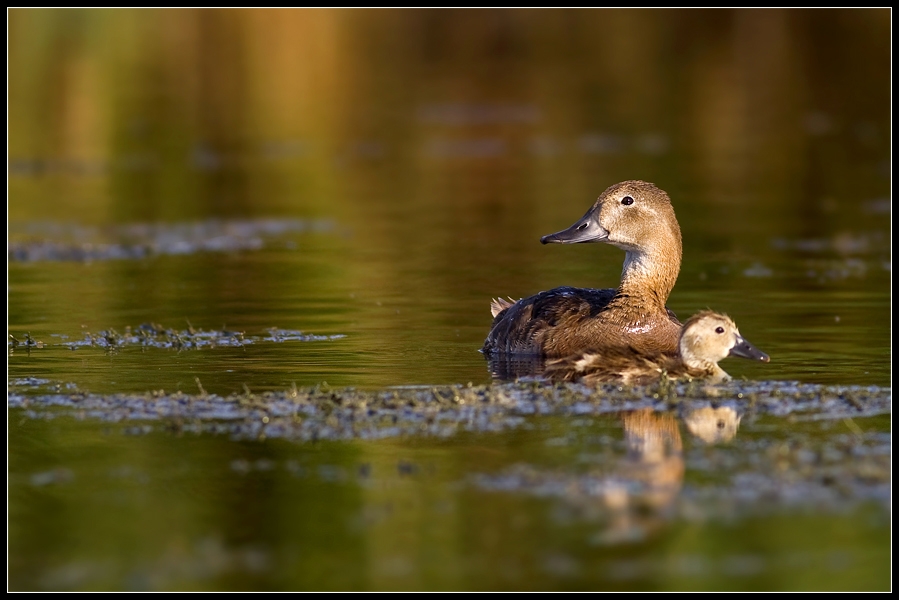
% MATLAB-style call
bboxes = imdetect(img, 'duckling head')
[679,311,770,375]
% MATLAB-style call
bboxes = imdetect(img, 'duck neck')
[617,247,680,308]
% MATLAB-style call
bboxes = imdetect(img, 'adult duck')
[482,180,683,358]
[543,310,770,385]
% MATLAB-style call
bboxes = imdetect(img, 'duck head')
[540,180,682,254]
[540,180,683,299]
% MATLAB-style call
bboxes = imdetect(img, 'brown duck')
[482,180,683,358]
[544,310,770,385]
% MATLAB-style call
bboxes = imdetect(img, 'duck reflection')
[477,404,744,545]
[589,405,742,543]
[484,352,547,381]
[614,408,684,511]
[571,409,685,545]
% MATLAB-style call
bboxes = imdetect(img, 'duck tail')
[490,296,518,318]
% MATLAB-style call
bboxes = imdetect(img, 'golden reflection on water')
[9,8,890,222]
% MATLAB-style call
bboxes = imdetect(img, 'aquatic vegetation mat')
[9,323,344,351]
[8,378,889,442]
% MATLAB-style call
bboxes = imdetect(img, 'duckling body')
[482,180,683,358]
[544,311,770,385]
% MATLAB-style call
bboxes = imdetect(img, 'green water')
[7,411,891,591]
[8,8,891,591]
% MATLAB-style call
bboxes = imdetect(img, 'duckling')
[482,180,683,358]
[544,311,770,385]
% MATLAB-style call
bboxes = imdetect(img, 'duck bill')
[540,210,609,244]
[729,336,770,363]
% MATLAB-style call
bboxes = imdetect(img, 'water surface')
[8,8,891,591]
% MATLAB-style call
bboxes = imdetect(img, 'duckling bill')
[544,311,770,386]
[482,180,683,358]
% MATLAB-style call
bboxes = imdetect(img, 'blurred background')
[7,8,891,592]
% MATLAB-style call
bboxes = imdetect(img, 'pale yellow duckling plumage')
[544,311,770,385]
[482,180,683,359]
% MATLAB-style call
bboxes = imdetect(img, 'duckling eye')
[715,326,725,334]
[621,196,634,206]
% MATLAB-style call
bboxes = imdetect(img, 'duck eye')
[621,196,634,206]
[715,326,725,334]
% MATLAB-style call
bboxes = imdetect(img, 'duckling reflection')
[482,180,684,360]
[544,311,769,385]
[682,404,743,444]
